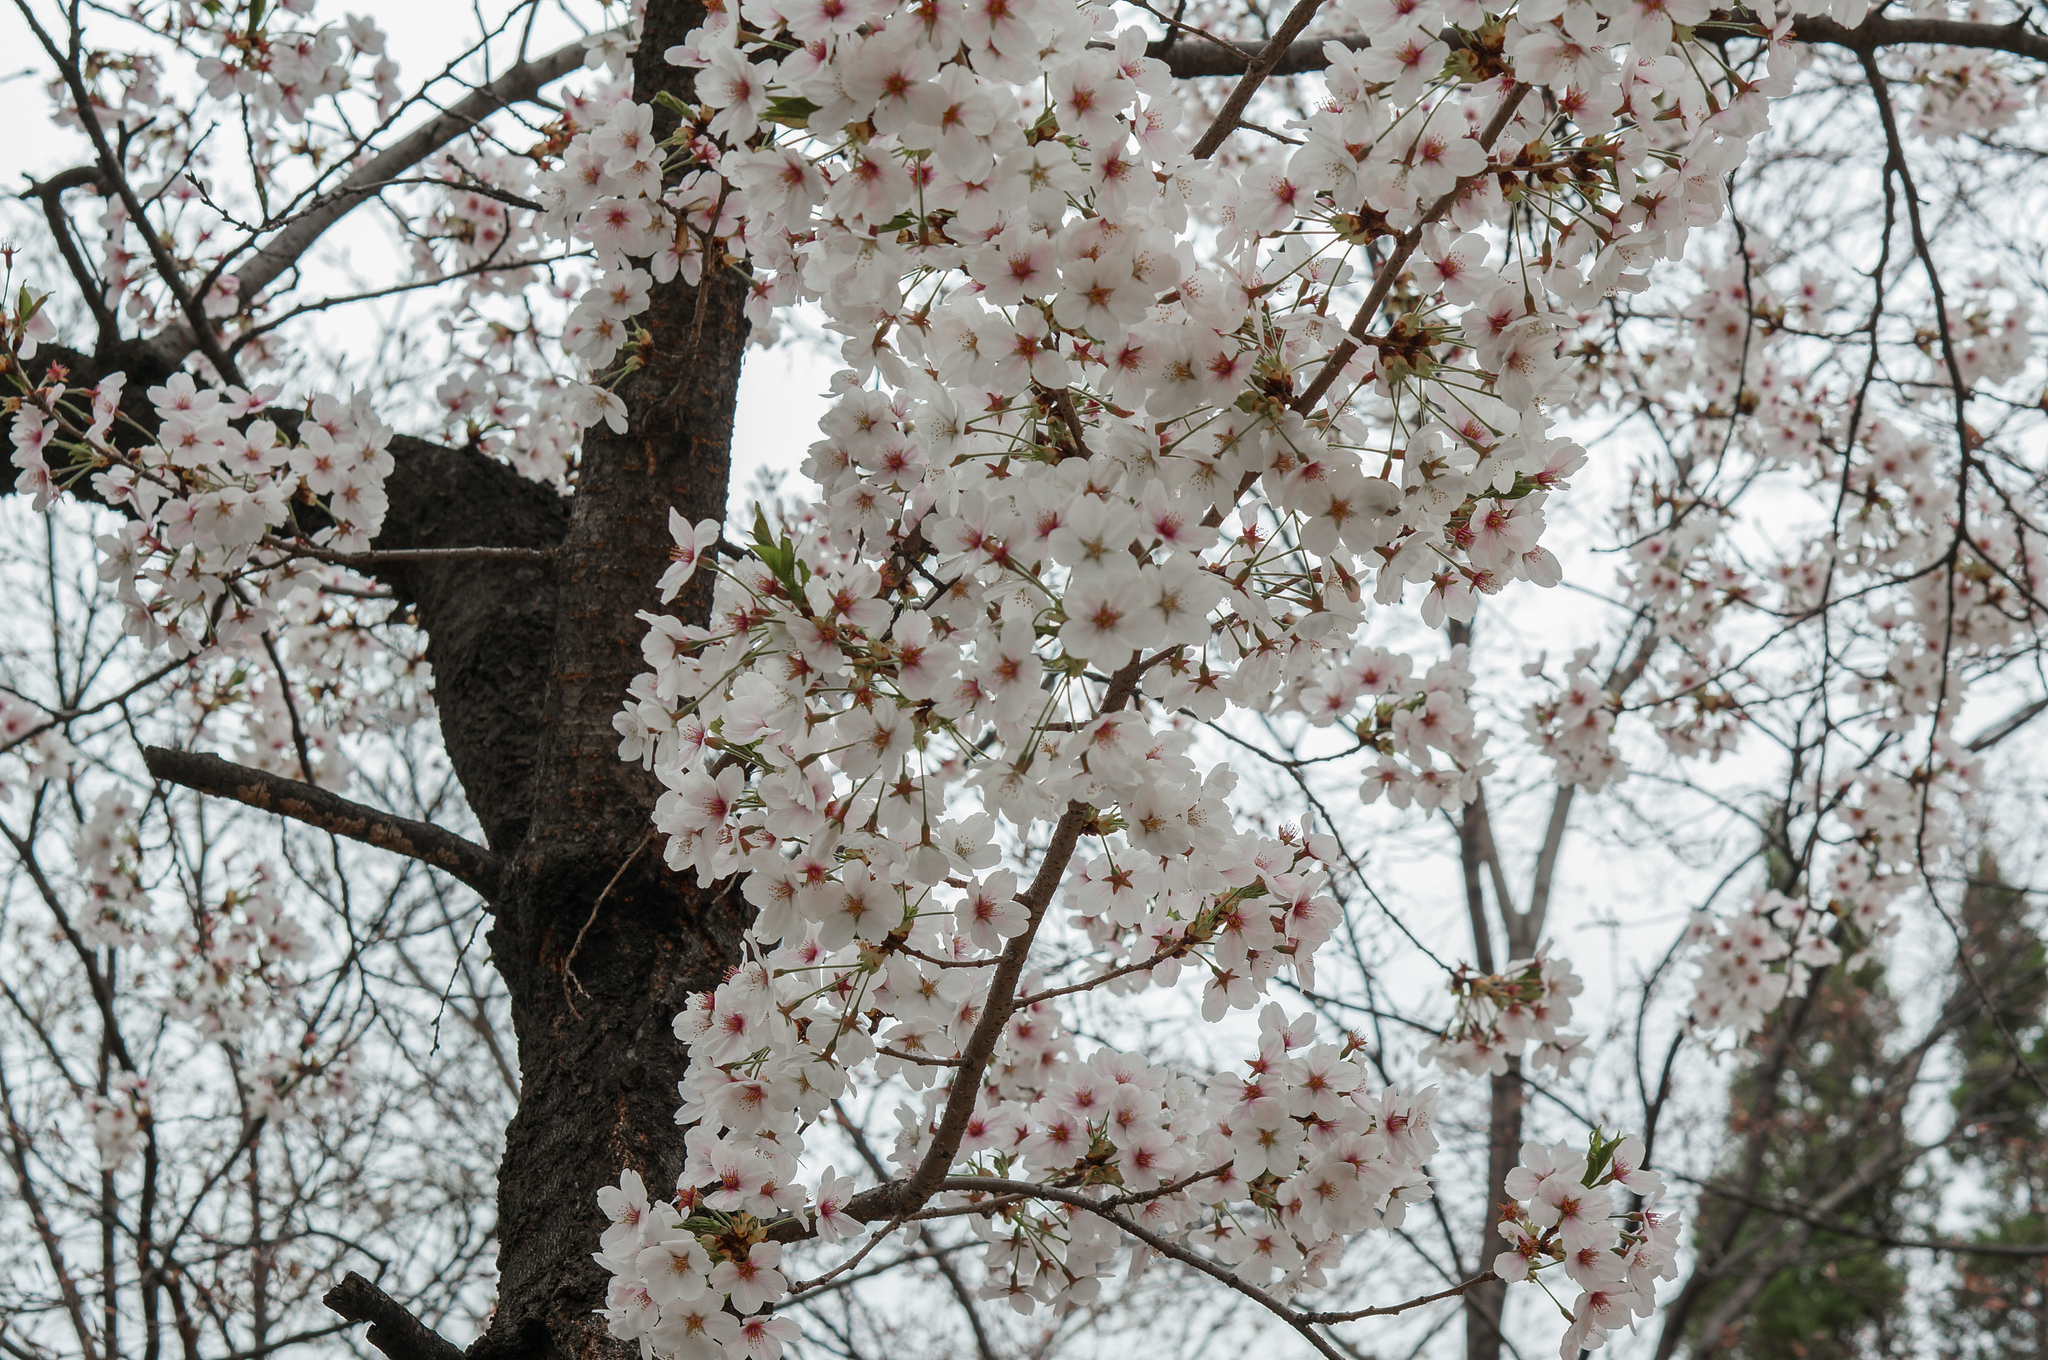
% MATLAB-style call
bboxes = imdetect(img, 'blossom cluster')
[1685,891,1843,1038]
[45,4,401,336]
[53,784,353,1167]
[1492,1133,1680,1358]
[598,1003,1441,1352]
[562,0,1851,1344]
[84,1071,155,1168]
[1521,649,1627,790]
[0,687,74,796]
[1908,44,2029,140]
[7,318,397,666]
[1572,225,2032,1046]
[1424,952,1587,1075]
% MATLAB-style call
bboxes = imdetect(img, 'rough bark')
[324,1274,468,1360]
[1464,1058,1522,1360]
[468,3,753,1354]
[369,434,567,853]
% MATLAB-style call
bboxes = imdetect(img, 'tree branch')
[321,1274,463,1360]
[1693,1179,2048,1257]
[10,343,571,855]
[260,538,553,569]
[23,166,116,349]
[138,37,589,370]
[1156,12,2048,86]
[1965,693,2048,751]
[827,1102,998,1360]
[1787,11,2048,60]
[1187,0,1332,159]
[141,747,502,898]
[1157,34,1367,77]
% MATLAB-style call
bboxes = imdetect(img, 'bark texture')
[1464,1059,1522,1360]
[467,5,752,1355]
[370,435,568,854]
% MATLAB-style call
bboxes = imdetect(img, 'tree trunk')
[1452,770,1525,1360]
[1464,1058,1522,1360]
[466,5,753,1353]
[34,4,752,1340]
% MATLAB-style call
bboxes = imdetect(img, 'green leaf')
[1582,1127,1620,1186]
[749,504,802,597]
[763,95,821,128]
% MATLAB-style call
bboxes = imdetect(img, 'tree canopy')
[5,0,2048,1358]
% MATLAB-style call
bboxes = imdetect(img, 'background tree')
[1936,854,2048,1360]
[0,502,515,1360]
[1681,958,1913,1359]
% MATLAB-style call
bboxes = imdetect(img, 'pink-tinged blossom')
[709,1242,788,1314]
[636,1236,711,1305]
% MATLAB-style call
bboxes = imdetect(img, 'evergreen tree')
[1937,854,2048,1360]
[1687,955,1917,1360]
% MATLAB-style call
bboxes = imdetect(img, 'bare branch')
[1156,12,2048,87]
[260,537,553,569]
[321,1274,463,1360]
[1965,693,2048,751]
[1787,11,2048,60]
[1694,1180,2048,1257]
[22,166,116,348]
[139,37,589,370]
[1188,0,1332,159]
[0,1055,101,1360]
[141,747,502,898]
[1157,34,1367,77]
[1301,1271,1500,1324]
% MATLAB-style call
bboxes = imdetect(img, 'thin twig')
[561,832,655,1019]
[259,537,552,568]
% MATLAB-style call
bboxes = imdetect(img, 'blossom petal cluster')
[1493,1133,1679,1359]
[561,0,1829,1344]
